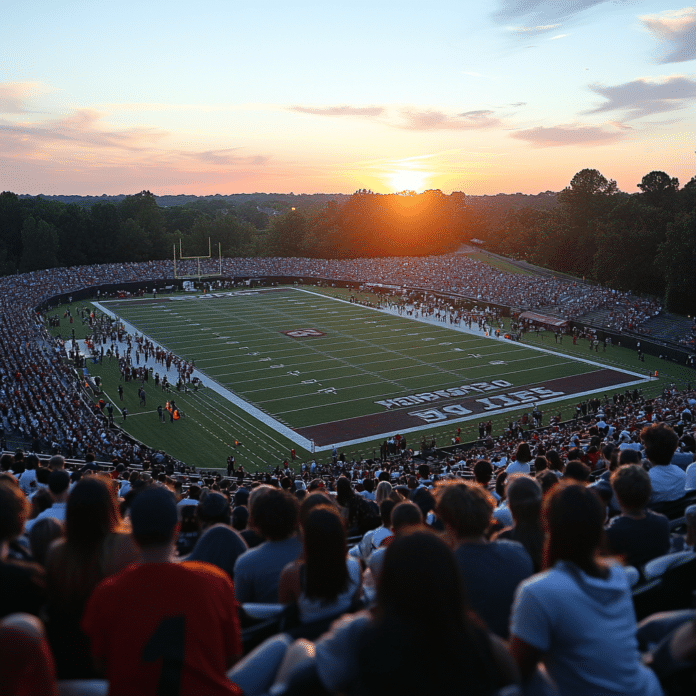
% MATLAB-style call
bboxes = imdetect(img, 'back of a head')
[543,482,605,570]
[362,530,495,696]
[563,460,591,483]
[618,448,642,466]
[435,480,494,539]
[130,485,179,548]
[507,475,542,523]
[641,422,679,465]
[377,530,464,627]
[336,476,353,505]
[187,524,247,580]
[533,456,548,474]
[473,459,493,485]
[66,476,119,547]
[302,505,348,601]
[545,450,564,472]
[611,464,651,512]
[48,470,70,497]
[516,442,532,464]
[0,479,30,542]
[375,480,392,505]
[197,492,230,527]
[48,455,65,471]
[251,487,299,541]
[390,501,423,533]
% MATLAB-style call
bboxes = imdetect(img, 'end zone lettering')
[375,380,512,409]
[408,386,565,423]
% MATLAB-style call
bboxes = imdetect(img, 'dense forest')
[1,167,695,313]
[478,169,696,315]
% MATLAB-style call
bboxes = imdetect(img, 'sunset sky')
[2,1,696,196]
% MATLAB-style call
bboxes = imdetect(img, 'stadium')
[2,242,696,693]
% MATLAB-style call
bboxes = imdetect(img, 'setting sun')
[387,168,430,193]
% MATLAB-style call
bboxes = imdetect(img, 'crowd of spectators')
[0,252,694,693]
[0,253,670,470]
[2,407,696,694]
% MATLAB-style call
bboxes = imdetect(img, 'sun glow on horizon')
[386,168,431,193]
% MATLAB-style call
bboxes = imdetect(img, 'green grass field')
[47,286,694,470]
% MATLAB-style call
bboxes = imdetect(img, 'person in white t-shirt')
[643,423,686,504]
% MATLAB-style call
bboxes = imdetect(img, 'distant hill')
[18,192,352,211]
[18,190,557,214]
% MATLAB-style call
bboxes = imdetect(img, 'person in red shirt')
[82,485,243,696]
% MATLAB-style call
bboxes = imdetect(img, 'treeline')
[481,169,696,315]
[265,189,468,258]
[0,190,266,274]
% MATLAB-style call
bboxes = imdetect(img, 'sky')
[2,1,696,196]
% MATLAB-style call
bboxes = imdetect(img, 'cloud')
[510,124,623,147]
[0,82,47,114]
[608,120,633,131]
[508,24,559,35]
[641,7,696,63]
[586,75,696,119]
[550,34,568,40]
[397,109,503,130]
[182,149,268,167]
[289,105,383,117]
[495,1,629,33]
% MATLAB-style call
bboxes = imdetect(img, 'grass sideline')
[47,286,694,471]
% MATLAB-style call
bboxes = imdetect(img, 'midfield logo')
[282,328,326,338]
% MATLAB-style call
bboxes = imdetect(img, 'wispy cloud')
[397,109,503,131]
[289,105,383,117]
[510,124,623,147]
[608,120,633,131]
[508,24,559,35]
[550,34,568,40]
[641,7,696,64]
[0,82,49,114]
[494,1,626,33]
[181,148,268,166]
[0,109,168,150]
[586,75,696,120]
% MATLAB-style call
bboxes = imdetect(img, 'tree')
[118,191,165,259]
[265,209,309,257]
[658,211,696,314]
[637,171,679,209]
[20,217,59,272]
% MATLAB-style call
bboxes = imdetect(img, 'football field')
[98,287,649,452]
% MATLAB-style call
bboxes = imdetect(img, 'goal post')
[173,238,223,280]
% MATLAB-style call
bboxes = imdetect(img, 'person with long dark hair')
[308,529,519,696]
[279,505,361,625]
[44,474,138,678]
[509,482,662,695]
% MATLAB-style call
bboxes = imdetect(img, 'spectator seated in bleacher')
[349,498,395,567]
[644,504,696,581]
[0,613,58,696]
[434,479,534,639]
[510,482,662,696]
[44,474,139,679]
[81,484,244,696]
[494,475,544,572]
[232,487,302,603]
[253,530,520,696]
[0,478,45,620]
[279,505,362,630]
[186,491,247,581]
[605,464,670,571]
[643,422,686,504]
